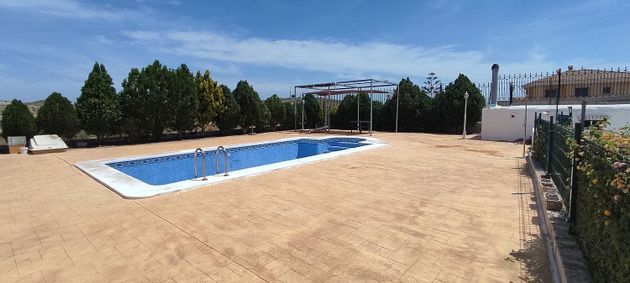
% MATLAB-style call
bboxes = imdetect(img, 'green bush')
[572,120,630,282]
[1,99,37,139]
[36,92,80,140]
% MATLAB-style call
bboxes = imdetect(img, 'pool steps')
[193,148,208,180]
[215,146,230,176]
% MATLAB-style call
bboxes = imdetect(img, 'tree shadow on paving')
[511,157,553,283]
[509,235,552,283]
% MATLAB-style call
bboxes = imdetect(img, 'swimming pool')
[75,136,385,198]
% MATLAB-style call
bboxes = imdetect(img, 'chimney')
[490,64,499,107]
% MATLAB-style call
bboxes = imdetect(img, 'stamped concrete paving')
[0,132,551,282]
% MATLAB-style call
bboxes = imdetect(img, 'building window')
[544,89,558,98]
[575,87,589,97]
[603,86,611,94]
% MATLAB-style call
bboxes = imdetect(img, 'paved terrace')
[1,132,550,282]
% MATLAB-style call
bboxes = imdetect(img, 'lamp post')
[463,91,469,139]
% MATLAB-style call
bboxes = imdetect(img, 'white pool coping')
[75,136,386,199]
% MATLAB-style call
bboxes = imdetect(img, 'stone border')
[526,154,592,283]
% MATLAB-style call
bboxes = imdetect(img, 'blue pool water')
[107,138,367,185]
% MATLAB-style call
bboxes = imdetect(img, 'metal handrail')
[215,146,229,176]
[193,148,207,180]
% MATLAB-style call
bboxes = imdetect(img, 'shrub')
[572,119,630,282]
[1,99,37,139]
[36,92,80,140]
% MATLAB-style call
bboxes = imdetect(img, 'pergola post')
[395,83,400,133]
[293,86,297,132]
[369,80,373,136]
[301,92,305,131]
[356,88,361,132]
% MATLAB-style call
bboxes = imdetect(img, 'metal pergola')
[293,79,400,135]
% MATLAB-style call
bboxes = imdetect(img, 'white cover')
[29,134,68,152]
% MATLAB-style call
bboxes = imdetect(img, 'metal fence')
[477,66,630,105]
[534,116,573,204]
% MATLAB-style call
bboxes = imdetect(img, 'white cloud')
[124,30,485,78]
[0,0,138,20]
[122,29,559,84]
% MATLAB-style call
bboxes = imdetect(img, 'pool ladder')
[215,146,229,176]
[193,148,207,180]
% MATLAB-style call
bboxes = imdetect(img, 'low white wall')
[481,104,630,141]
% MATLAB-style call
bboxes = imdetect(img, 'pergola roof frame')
[294,79,401,135]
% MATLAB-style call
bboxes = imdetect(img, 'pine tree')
[422,72,441,97]
[76,62,121,144]
[36,92,80,140]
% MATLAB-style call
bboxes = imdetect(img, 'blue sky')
[1,0,629,101]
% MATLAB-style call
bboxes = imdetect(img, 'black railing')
[477,66,630,105]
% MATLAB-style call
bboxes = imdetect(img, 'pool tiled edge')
[75,136,386,199]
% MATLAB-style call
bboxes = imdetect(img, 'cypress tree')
[195,70,224,135]
[215,85,241,134]
[76,62,121,144]
[168,64,198,139]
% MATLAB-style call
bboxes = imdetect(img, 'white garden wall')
[481,104,630,141]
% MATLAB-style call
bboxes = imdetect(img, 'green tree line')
[2,61,484,144]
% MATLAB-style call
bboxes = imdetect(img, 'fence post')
[569,100,587,232]
[546,116,554,176]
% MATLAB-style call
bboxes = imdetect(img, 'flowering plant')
[571,117,629,282]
